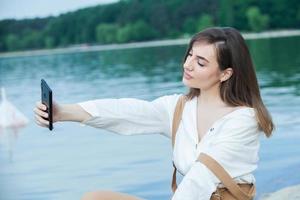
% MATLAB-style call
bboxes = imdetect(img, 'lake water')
[0,36,299,200]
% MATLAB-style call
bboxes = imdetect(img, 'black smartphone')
[41,79,53,130]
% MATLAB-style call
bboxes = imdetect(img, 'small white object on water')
[0,87,29,160]
[0,87,29,129]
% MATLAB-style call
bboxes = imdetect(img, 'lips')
[184,71,193,79]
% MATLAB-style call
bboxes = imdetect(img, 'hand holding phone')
[41,79,53,130]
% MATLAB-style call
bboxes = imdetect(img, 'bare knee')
[81,190,142,200]
[81,191,107,200]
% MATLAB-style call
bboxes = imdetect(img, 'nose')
[183,58,193,71]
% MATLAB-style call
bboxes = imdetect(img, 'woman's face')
[182,42,223,91]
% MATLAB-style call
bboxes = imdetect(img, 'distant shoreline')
[0,29,300,59]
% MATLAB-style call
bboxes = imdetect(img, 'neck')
[197,86,226,107]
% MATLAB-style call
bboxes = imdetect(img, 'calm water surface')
[0,36,299,200]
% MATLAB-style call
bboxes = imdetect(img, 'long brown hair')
[183,27,274,137]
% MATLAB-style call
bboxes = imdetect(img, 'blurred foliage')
[246,7,269,32]
[0,0,299,52]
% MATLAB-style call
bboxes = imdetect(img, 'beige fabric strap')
[198,153,255,200]
[171,95,187,193]
[171,95,187,148]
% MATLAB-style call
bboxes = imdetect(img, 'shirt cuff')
[77,101,99,126]
[172,162,217,200]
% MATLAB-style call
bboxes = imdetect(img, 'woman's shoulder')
[225,106,255,118]
[218,106,260,135]
[221,106,256,124]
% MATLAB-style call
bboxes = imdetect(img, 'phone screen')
[41,79,53,130]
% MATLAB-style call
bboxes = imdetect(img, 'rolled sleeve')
[172,162,217,200]
[77,94,182,137]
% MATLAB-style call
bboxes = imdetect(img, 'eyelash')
[187,53,204,67]
[198,62,204,67]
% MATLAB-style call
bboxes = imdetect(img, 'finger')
[35,118,47,127]
[34,116,47,127]
[36,114,49,125]
[33,109,48,121]
[33,107,48,118]
[35,114,49,126]
[36,101,47,111]
[35,101,42,108]
[35,117,48,128]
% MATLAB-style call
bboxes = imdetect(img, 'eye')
[197,61,205,67]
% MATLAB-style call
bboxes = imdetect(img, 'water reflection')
[0,88,29,161]
[0,36,299,200]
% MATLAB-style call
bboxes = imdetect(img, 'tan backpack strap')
[198,153,255,200]
[172,95,187,148]
[171,95,187,193]
[171,162,178,193]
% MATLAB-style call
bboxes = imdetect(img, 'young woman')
[34,27,274,200]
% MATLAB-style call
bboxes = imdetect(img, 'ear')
[220,68,233,82]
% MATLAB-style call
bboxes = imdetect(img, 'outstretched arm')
[34,94,182,138]
[76,95,181,137]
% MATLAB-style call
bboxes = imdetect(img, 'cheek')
[193,68,221,87]
[195,68,217,80]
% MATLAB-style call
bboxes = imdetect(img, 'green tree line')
[0,0,299,52]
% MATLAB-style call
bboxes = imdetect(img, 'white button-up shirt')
[77,93,261,200]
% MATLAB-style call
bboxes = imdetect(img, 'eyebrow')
[196,55,209,63]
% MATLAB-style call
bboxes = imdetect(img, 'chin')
[182,78,193,88]
[182,78,201,90]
